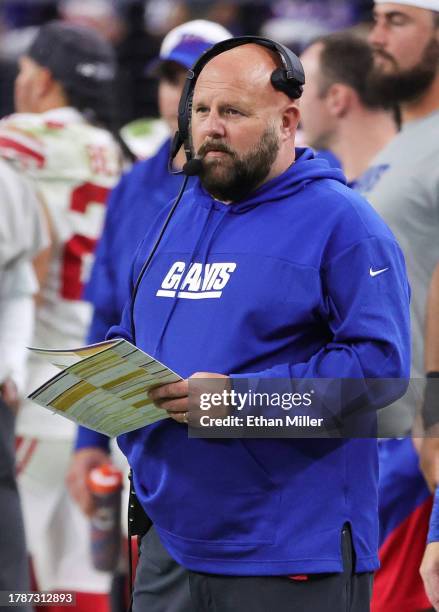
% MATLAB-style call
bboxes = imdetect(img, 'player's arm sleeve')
[75,425,111,452]
[0,162,48,391]
[0,260,37,392]
[0,119,46,175]
[25,181,50,258]
[0,163,49,266]
[231,236,411,412]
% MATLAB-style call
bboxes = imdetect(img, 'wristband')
[422,372,439,430]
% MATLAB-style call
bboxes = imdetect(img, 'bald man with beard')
[108,40,410,611]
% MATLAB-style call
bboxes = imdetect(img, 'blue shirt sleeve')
[75,425,111,452]
[106,288,135,344]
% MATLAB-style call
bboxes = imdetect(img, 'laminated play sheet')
[28,339,181,436]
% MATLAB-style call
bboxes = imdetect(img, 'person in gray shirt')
[355,1,439,610]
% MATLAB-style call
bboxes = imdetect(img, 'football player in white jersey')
[0,22,122,610]
[0,158,48,608]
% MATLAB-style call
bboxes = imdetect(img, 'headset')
[171,35,305,172]
[131,36,305,343]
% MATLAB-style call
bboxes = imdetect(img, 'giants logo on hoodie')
[156,261,236,299]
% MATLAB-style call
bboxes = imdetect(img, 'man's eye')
[389,15,409,26]
[225,108,241,116]
[195,107,209,114]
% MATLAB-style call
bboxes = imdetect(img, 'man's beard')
[194,125,280,202]
[368,37,439,107]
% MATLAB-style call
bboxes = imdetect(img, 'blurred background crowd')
[0,0,375,126]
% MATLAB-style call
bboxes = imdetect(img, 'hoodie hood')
[194,147,347,213]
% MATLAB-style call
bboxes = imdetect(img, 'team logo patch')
[156,261,237,299]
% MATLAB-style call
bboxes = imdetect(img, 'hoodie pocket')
[147,437,280,547]
[238,439,277,485]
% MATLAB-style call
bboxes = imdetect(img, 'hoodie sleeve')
[232,235,411,414]
[106,297,134,344]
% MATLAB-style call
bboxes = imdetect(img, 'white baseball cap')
[375,0,439,11]
[158,20,232,70]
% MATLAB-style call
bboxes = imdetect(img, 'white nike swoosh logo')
[369,267,389,277]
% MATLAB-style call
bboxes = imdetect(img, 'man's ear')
[325,83,353,119]
[281,104,300,139]
[36,66,55,100]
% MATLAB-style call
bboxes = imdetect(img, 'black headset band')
[185,36,303,86]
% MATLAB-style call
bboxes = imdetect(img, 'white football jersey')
[0,107,122,437]
[0,158,48,390]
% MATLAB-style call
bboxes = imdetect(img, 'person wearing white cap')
[353,2,439,611]
[375,0,438,10]
[66,19,232,612]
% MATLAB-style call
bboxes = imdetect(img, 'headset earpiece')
[271,67,304,100]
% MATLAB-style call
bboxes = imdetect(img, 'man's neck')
[264,147,296,185]
[331,109,397,182]
[401,72,439,124]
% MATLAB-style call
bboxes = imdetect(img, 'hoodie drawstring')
[153,205,229,356]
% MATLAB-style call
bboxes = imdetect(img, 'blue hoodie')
[109,148,410,575]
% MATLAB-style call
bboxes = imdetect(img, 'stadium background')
[0,0,375,127]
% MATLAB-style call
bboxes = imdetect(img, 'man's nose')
[368,21,387,49]
[202,110,226,139]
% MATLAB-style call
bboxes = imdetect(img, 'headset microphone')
[182,156,203,176]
